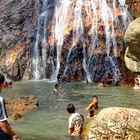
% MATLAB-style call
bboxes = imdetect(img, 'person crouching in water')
[52,84,59,94]
[66,104,84,136]
[86,96,98,110]
[86,95,98,117]
[86,109,94,119]
[0,73,21,140]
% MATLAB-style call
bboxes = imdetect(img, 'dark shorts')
[0,128,12,140]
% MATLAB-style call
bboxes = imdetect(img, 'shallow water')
[2,81,140,140]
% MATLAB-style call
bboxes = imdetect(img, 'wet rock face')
[5,95,39,116]
[126,0,140,18]
[88,107,140,140]
[0,0,139,81]
[0,0,36,80]
[124,17,140,72]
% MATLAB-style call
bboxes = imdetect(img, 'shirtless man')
[86,96,98,112]
[52,84,59,94]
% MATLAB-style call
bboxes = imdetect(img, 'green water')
[2,81,140,140]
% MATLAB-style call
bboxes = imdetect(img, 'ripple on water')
[3,81,140,140]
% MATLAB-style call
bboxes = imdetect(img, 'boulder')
[5,95,39,116]
[124,17,140,72]
[86,107,140,140]
[12,113,23,121]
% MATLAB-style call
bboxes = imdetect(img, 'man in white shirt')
[66,103,84,136]
[0,73,21,140]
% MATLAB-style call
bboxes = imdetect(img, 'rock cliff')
[0,0,139,81]
[0,0,37,80]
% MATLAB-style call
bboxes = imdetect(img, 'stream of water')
[3,81,140,140]
[32,0,132,81]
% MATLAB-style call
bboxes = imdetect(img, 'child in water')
[86,109,94,119]
[86,96,98,117]
[52,84,59,94]
[98,81,108,87]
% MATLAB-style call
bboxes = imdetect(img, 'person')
[52,84,60,94]
[86,95,98,112]
[83,79,89,84]
[66,104,84,136]
[8,82,12,88]
[4,81,12,88]
[0,73,21,140]
[57,73,62,83]
[98,81,108,87]
[86,109,94,119]
[133,76,140,90]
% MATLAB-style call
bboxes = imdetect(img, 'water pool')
[2,81,140,140]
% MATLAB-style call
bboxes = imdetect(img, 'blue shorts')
[0,128,12,140]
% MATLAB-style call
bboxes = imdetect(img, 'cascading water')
[82,43,92,82]
[32,0,132,82]
[53,0,71,81]
[32,0,49,80]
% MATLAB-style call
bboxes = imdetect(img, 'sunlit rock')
[86,107,140,140]
[124,17,140,72]
[5,95,39,116]
[0,0,36,80]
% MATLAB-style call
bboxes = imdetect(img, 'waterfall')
[82,43,91,82]
[52,0,71,81]
[32,0,132,82]
[32,0,56,80]
[63,0,84,77]
[32,0,49,80]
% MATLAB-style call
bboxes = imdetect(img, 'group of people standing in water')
[53,72,140,137]
[66,96,98,137]
[53,74,99,137]
[0,71,98,139]
[0,71,139,139]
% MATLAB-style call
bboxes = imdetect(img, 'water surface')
[3,81,140,140]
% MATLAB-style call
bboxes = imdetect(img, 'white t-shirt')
[0,97,8,121]
[69,112,84,136]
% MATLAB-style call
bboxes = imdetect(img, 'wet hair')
[0,73,5,84]
[9,81,12,85]
[55,84,59,88]
[92,95,98,99]
[66,103,75,113]
[5,82,8,85]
